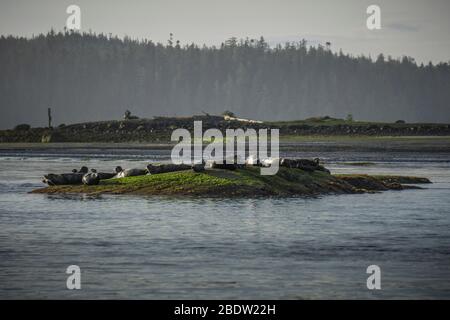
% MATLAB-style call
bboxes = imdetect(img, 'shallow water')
[0,147,449,299]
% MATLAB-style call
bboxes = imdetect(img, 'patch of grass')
[334,174,431,184]
[101,170,244,195]
[370,175,431,184]
[268,118,380,127]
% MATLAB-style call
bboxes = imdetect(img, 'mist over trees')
[1,30,450,129]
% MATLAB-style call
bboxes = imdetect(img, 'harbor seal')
[97,172,116,179]
[43,166,119,186]
[146,163,191,175]
[280,158,296,168]
[79,166,88,174]
[114,166,147,178]
[43,166,89,185]
[245,155,261,166]
[280,158,330,174]
[208,161,236,170]
[86,168,115,180]
[43,173,84,185]
[261,157,280,167]
[82,172,100,185]
[70,166,88,174]
[191,160,206,172]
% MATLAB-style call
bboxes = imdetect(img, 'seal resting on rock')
[43,172,84,186]
[191,160,206,172]
[261,157,280,167]
[146,163,191,175]
[82,169,116,185]
[280,158,330,174]
[114,166,147,178]
[42,166,89,186]
[208,161,237,170]
[245,155,261,166]
[71,166,88,174]
[79,166,89,174]
[42,166,89,185]
[82,172,100,185]
[206,155,245,170]
[89,168,116,180]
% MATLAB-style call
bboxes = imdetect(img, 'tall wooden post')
[48,107,52,128]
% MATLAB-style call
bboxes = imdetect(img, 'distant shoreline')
[1,136,450,153]
[2,115,450,145]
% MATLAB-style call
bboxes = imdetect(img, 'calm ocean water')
[0,147,449,299]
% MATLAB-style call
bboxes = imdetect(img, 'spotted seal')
[89,168,116,180]
[43,172,84,185]
[82,172,100,185]
[208,161,237,170]
[245,155,261,166]
[191,160,206,173]
[279,158,330,174]
[114,166,147,178]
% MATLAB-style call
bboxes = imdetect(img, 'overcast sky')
[0,0,449,64]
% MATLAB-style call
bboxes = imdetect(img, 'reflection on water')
[0,148,450,299]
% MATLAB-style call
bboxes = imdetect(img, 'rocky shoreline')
[2,115,450,143]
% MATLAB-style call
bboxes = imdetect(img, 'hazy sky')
[0,0,449,64]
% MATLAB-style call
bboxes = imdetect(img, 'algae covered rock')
[31,167,432,198]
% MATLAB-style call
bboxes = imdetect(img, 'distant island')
[1,31,450,130]
[2,114,450,143]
